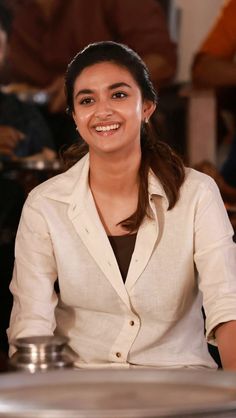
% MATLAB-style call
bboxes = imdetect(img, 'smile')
[95,123,120,132]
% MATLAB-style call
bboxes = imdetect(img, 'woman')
[8,41,236,369]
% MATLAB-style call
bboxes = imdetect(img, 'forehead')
[73,61,139,89]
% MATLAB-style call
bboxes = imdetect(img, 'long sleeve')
[193,175,236,344]
[7,195,58,355]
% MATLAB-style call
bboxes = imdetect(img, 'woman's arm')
[7,196,58,356]
[193,174,236,364]
[215,320,236,370]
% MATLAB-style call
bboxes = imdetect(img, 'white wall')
[172,0,226,82]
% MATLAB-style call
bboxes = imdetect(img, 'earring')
[145,117,149,124]
[75,127,78,131]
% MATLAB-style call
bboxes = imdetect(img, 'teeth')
[95,124,119,132]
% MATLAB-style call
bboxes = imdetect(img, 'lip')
[92,122,121,136]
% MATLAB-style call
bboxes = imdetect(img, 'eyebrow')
[74,82,132,99]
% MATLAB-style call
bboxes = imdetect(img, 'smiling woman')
[63,42,184,234]
[7,41,236,371]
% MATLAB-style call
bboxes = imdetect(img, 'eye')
[112,91,128,99]
[79,97,95,105]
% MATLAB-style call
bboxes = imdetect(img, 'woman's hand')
[215,320,236,370]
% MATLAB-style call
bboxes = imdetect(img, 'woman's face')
[72,61,155,157]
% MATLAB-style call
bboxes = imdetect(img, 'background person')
[7,42,236,370]
[2,0,177,150]
[0,2,56,161]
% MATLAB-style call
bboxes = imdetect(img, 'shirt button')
[116,352,121,358]
[129,320,135,326]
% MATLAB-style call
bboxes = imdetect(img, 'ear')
[72,111,77,126]
[72,112,80,133]
[142,100,156,122]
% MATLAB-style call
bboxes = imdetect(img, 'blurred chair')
[185,87,217,165]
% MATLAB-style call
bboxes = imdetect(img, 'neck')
[89,150,141,196]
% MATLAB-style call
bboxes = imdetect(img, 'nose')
[94,99,113,119]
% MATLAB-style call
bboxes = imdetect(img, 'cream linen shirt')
[7,154,236,369]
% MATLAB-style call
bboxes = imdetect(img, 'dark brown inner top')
[108,233,137,283]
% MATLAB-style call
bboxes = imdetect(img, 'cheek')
[74,109,92,129]
[136,102,144,118]
[125,100,143,121]
[128,95,143,116]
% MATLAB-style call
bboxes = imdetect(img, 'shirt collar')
[148,169,169,209]
[40,153,90,203]
[40,153,169,209]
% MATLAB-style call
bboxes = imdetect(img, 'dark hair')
[63,41,185,232]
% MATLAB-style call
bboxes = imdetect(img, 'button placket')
[110,313,140,363]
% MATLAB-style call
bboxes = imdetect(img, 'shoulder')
[148,166,220,207]
[185,166,217,186]
[182,167,221,200]
[27,154,89,206]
